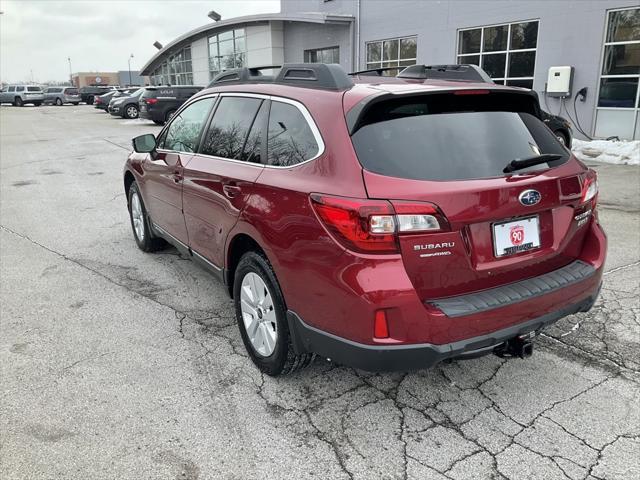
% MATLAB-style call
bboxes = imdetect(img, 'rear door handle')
[223,184,241,199]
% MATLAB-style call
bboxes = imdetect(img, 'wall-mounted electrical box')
[547,66,574,97]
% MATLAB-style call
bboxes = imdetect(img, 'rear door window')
[8,86,15,92]
[351,94,568,181]
[241,100,269,163]
[161,98,216,153]
[267,101,319,166]
[199,97,263,160]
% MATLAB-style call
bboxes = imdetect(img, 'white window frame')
[456,19,539,87]
[593,6,640,139]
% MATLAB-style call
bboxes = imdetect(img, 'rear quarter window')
[27,86,41,92]
[64,88,79,95]
[267,101,319,166]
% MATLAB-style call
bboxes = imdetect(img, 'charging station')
[546,66,574,98]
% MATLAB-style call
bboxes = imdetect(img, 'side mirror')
[132,133,157,153]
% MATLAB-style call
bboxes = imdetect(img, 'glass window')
[162,98,215,153]
[366,35,417,73]
[596,8,640,139]
[598,77,638,108]
[510,22,538,50]
[606,9,640,42]
[482,54,506,78]
[304,47,339,64]
[241,101,269,163]
[602,44,640,75]
[458,21,538,86]
[459,29,481,54]
[16,86,24,92]
[483,25,508,52]
[267,102,319,167]
[351,97,568,181]
[8,86,15,92]
[208,29,247,80]
[506,79,534,89]
[200,97,263,160]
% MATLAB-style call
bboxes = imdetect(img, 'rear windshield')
[64,88,78,95]
[351,94,569,181]
[141,89,158,99]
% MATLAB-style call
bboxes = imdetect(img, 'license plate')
[493,216,541,257]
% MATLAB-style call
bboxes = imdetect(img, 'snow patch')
[120,119,158,126]
[571,139,639,166]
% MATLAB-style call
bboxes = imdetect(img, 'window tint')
[27,87,41,92]
[351,95,568,181]
[162,98,215,153]
[241,100,269,163]
[200,97,262,159]
[64,88,79,95]
[16,86,24,92]
[8,86,15,92]
[267,102,319,166]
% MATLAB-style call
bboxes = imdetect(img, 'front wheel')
[14,97,23,107]
[234,252,314,376]
[127,182,166,252]
[124,104,139,119]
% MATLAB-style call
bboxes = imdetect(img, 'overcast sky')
[0,0,280,83]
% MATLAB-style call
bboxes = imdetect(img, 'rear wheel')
[554,130,569,147]
[55,98,62,106]
[165,110,176,123]
[14,97,23,107]
[127,182,166,252]
[124,104,139,119]
[87,95,94,105]
[234,252,314,376]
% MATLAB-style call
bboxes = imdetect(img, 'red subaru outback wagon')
[124,64,606,376]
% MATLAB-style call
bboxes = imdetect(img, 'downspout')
[355,0,361,70]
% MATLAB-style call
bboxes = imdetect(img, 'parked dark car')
[94,90,119,110]
[124,64,605,376]
[139,85,203,125]
[109,88,145,119]
[541,111,573,147]
[79,85,118,105]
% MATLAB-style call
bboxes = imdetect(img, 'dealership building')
[140,0,640,140]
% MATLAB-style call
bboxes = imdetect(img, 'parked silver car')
[43,87,81,106]
[0,85,44,106]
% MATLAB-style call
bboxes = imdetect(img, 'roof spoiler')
[397,64,494,83]
[207,63,354,91]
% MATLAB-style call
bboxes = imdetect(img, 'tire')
[124,104,139,119]
[153,120,165,126]
[14,97,23,107]
[87,95,94,105]
[127,182,166,252]
[55,98,62,106]
[33,102,42,106]
[165,110,176,123]
[234,251,314,376]
[72,102,79,106]
[554,130,569,147]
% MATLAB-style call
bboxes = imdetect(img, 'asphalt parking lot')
[1,104,639,480]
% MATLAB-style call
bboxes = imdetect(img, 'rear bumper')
[288,284,600,372]
[139,108,161,122]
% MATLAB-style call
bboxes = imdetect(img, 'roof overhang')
[140,12,354,75]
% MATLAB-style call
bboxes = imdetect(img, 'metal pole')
[128,54,134,86]
[68,57,72,85]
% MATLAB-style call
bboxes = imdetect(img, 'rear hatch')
[139,88,158,112]
[350,89,593,300]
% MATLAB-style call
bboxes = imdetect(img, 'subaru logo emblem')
[519,189,541,206]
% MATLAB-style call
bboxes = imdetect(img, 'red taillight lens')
[310,194,449,254]
[310,194,397,253]
[145,98,158,105]
[581,172,598,206]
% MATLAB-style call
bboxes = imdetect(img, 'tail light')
[581,172,598,206]
[145,98,158,105]
[310,194,449,254]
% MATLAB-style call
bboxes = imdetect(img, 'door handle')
[223,184,241,199]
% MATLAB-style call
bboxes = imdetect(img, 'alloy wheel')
[126,106,138,119]
[130,192,145,241]
[240,272,277,357]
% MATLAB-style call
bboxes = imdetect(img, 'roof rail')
[207,63,354,91]
[397,64,493,83]
[208,65,280,87]
[348,67,400,77]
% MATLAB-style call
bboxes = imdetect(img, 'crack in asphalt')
[3,223,639,479]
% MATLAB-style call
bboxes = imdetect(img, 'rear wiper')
[503,154,563,173]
